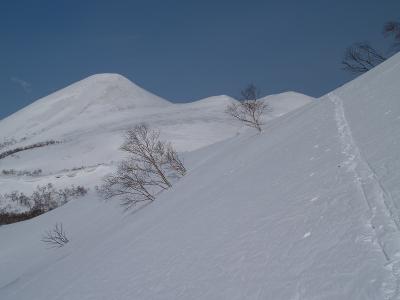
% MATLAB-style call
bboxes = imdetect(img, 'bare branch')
[41,223,69,248]
[383,20,400,52]
[342,42,386,74]
[165,144,186,177]
[100,124,186,209]
[240,83,260,101]
[226,85,268,132]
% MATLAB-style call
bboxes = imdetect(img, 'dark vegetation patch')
[0,209,43,225]
[0,184,88,225]
[0,140,61,160]
[1,169,42,176]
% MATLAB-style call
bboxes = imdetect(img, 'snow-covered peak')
[47,73,170,110]
[29,73,169,111]
[0,73,170,139]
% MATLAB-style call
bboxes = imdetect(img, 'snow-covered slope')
[0,74,169,139]
[0,76,312,201]
[261,91,313,118]
[2,54,400,300]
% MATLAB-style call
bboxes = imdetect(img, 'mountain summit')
[0,74,170,138]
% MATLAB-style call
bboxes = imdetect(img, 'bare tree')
[342,42,386,74]
[240,83,260,101]
[383,20,400,52]
[41,223,69,248]
[226,84,268,132]
[0,185,88,225]
[101,160,156,208]
[165,144,187,177]
[100,124,186,209]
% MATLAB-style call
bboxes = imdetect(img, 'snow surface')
[1,52,400,299]
[0,74,312,208]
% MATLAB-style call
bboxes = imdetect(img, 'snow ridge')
[329,93,400,298]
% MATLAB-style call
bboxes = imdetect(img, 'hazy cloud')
[11,77,32,93]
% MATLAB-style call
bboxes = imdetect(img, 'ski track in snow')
[329,93,400,299]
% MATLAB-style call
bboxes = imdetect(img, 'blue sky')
[1,0,399,119]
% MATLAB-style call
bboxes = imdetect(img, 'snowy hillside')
[1,50,400,300]
[0,73,169,139]
[0,74,312,204]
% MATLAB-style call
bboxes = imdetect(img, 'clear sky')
[1,0,399,119]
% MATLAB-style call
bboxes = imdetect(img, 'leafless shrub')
[101,161,155,208]
[240,83,260,101]
[2,168,42,176]
[226,84,268,132]
[0,184,88,224]
[342,42,386,74]
[100,124,186,209]
[31,183,58,212]
[165,145,187,177]
[56,185,88,205]
[41,223,69,248]
[31,183,88,211]
[4,191,32,209]
[1,169,17,176]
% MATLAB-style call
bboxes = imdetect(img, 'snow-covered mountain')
[0,74,169,139]
[1,51,400,299]
[0,74,312,198]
